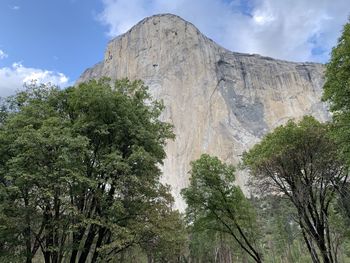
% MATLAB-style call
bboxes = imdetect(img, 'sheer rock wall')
[78,14,329,210]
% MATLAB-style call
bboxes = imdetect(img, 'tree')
[323,20,350,165]
[253,195,314,263]
[243,116,347,263]
[181,154,262,263]
[323,20,350,228]
[139,210,188,263]
[0,79,181,262]
[0,84,88,263]
[323,20,350,115]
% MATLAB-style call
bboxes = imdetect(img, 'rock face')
[78,14,329,210]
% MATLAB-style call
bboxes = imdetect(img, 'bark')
[91,227,107,262]
[77,225,97,263]
[69,228,85,263]
[24,192,33,263]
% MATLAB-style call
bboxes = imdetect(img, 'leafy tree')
[0,84,88,263]
[253,195,313,263]
[181,154,262,263]
[0,79,182,263]
[323,20,350,228]
[243,116,347,263]
[323,20,350,164]
[323,20,350,115]
[187,227,249,263]
[139,210,188,263]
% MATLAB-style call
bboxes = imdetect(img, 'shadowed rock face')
[78,14,329,210]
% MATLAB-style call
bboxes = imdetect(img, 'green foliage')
[323,20,350,170]
[0,79,186,263]
[0,83,87,262]
[323,21,350,113]
[243,116,346,263]
[253,196,313,263]
[243,116,332,171]
[322,19,350,262]
[139,210,188,263]
[182,154,262,263]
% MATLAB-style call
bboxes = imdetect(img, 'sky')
[0,0,349,97]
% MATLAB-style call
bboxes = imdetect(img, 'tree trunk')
[147,253,154,263]
[70,227,86,263]
[77,225,96,263]
[91,227,107,262]
[24,192,33,263]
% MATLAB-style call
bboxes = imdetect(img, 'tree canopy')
[181,154,262,263]
[323,21,350,114]
[0,79,186,263]
[243,116,347,263]
[323,20,350,168]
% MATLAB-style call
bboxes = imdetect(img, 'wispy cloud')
[10,5,20,10]
[0,50,8,60]
[0,63,70,97]
[98,0,350,63]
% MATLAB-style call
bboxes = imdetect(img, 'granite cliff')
[78,14,329,210]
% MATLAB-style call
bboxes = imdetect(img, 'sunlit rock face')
[78,14,329,210]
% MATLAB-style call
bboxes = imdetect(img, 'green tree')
[243,116,346,263]
[253,195,313,263]
[322,20,350,228]
[0,79,181,263]
[0,84,88,263]
[323,21,350,115]
[323,20,350,165]
[181,154,262,263]
[139,210,188,263]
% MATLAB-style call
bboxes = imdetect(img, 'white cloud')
[98,0,350,63]
[253,10,275,25]
[0,63,69,97]
[0,50,8,60]
[11,5,20,10]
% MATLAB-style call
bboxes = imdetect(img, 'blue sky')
[1,0,349,97]
[0,0,108,88]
